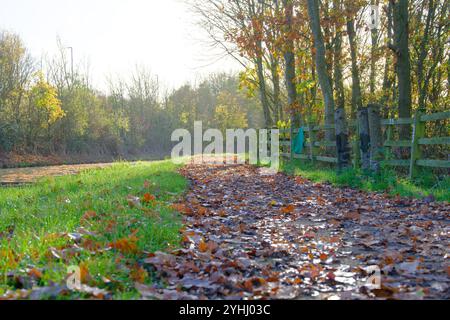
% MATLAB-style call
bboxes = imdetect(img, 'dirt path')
[137,163,449,300]
[0,163,116,185]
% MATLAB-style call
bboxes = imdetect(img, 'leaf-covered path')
[138,162,449,300]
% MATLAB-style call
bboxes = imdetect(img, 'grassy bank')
[0,161,187,299]
[281,160,450,202]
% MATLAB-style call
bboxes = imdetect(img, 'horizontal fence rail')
[278,109,450,178]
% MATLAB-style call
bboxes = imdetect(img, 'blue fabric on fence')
[292,127,305,155]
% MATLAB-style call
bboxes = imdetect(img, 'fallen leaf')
[142,193,156,203]
[281,205,295,214]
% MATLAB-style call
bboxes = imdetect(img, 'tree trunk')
[381,0,394,118]
[256,54,273,128]
[282,0,300,129]
[391,0,412,139]
[331,0,351,169]
[306,0,335,141]
[333,0,345,113]
[347,18,363,119]
[370,0,379,96]
[417,0,435,111]
[270,56,281,124]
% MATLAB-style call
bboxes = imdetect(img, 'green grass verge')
[0,160,187,299]
[280,160,450,202]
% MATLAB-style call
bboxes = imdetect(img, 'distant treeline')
[0,31,263,160]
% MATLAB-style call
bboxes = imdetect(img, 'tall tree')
[346,14,363,118]
[282,0,300,128]
[390,0,412,139]
[307,0,350,169]
[306,0,335,141]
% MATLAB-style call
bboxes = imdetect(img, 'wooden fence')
[279,110,450,178]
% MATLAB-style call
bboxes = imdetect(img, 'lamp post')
[66,46,74,83]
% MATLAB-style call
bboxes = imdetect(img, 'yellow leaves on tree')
[29,72,64,128]
[213,92,248,133]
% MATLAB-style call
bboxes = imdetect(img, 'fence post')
[367,104,383,173]
[309,122,318,163]
[290,126,294,162]
[357,107,370,171]
[409,110,425,179]
[385,124,393,161]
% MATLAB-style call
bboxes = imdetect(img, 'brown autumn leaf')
[171,203,193,215]
[295,176,308,184]
[109,236,138,254]
[81,210,97,221]
[28,268,43,280]
[198,240,209,253]
[319,253,328,261]
[243,279,254,292]
[326,272,336,281]
[328,236,341,243]
[316,196,326,205]
[130,265,147,284]
[344,211,361,220]
[196,206,208,215]
[79,262,92,284]
[142,193,156,203]
[300,247,309,254]
[280,204,295,214]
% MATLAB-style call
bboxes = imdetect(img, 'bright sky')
[0,0,241,91]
